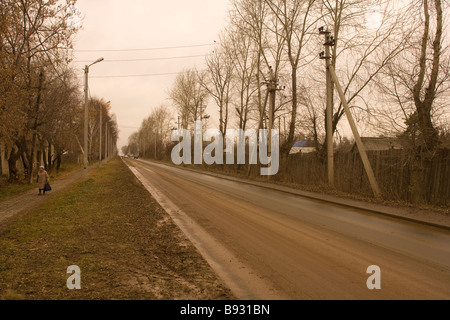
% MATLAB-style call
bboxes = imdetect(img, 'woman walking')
[37,165,50,195]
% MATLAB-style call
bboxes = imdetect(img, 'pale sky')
[70,0,231,151]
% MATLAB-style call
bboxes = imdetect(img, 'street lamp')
[84,57,104,181]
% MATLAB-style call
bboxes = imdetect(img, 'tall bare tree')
[412,0,445,153]
[130,105,173,159]
[231,0,271,130]
[265,0,319,156]
[200,39,234,137]
[223,23,258,131]
[372,0,449,152]
[168,68,208,131]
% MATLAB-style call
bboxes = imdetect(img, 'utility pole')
[319,26,335,188]
[262,67,276,147]
[268,67,276,148]
[248,70,282,178]
[262,66,284,177]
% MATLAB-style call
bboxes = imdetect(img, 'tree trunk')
[7,149,20,180]
[413,0,442,154]
[27,71,44,183]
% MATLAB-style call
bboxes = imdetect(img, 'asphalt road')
[125,158,450,300]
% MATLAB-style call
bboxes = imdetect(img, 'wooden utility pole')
[262,67,283,177]
[267,67,276,154]
[248,89,269,177]
[328,65,382,198]
[319,27,335,188]
[264,67,284,150]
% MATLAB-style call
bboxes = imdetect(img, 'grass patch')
[0,158,234,300]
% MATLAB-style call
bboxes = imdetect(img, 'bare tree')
[373,0,449,152]
[265,0,320,156]
[312,0,410,156]
[222,23,258,131]
[168,68,208,131]
[412,0,445,153]
[230,0,271,130]
[132,105,174,159]
[200,38,234,136]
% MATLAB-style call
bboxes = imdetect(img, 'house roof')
[352,137,406,151]
[292,141,307,148]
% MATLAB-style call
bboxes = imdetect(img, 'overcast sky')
[70,0,232,151]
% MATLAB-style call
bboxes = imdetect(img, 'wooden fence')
[283,149,450,206]
[164,141,449,207]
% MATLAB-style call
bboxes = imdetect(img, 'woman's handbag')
[44,183,52,191]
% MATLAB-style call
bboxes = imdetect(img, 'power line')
[90,70,206,79]
[90,71,183,78]
[73,43,216,52]
[73,54,206,63]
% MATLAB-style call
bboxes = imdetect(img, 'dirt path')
[0,166,96,232]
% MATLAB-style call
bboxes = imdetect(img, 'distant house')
[351,137,406,152]
[289,141,316,154]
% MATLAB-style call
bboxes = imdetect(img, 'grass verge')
[0,158,234,300]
